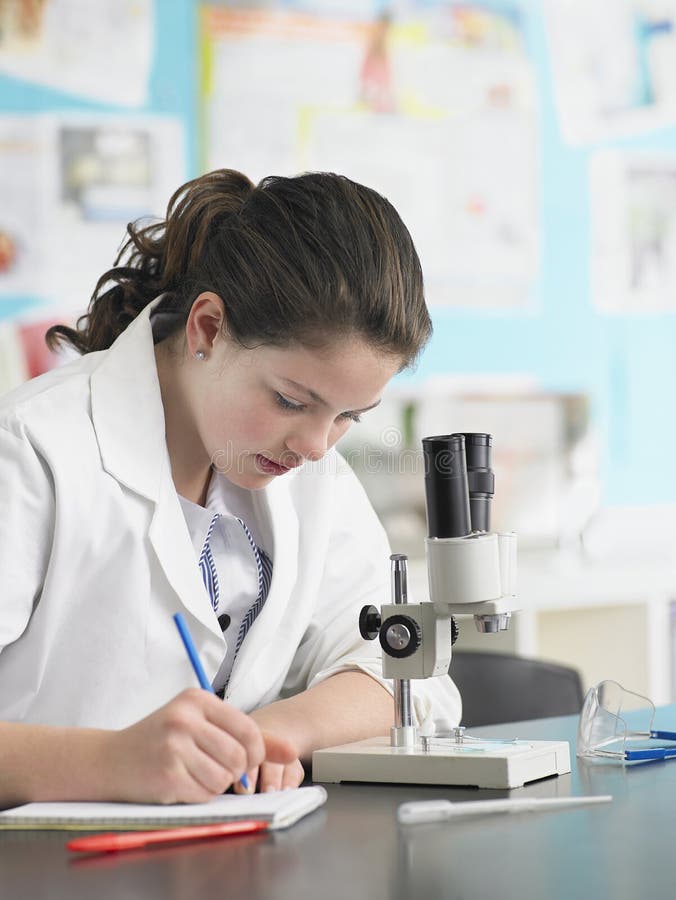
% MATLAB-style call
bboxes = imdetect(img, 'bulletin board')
[0,0,192,325]
[3,0,676,508]
[201,1,540,311]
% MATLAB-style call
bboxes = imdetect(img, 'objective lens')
[422,434,471,538]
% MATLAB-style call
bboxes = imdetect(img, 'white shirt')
[205,472,269,554]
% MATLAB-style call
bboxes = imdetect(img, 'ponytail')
[46,170,254,354]
[47,168,431,368]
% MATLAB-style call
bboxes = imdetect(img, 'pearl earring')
[195,350,206,361]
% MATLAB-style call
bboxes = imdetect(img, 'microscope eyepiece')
[461,433,494,533]
[422,434,471,539]
[422,433,495,536]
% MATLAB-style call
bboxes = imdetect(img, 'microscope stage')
[312,736,571,790]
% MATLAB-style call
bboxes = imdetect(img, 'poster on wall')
[0,0,155,107]
[545,0,676,145]
[0,117,45,300]
[201,1,540,309]
[0,114,185,319]
[42,115,185,314]
[591,149,676,312]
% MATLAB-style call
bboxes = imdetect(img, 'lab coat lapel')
[227,475,300,694]
[148,466,225,676]
[90,301,224,676]
[90,302,165,502]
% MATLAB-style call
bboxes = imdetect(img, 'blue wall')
[410,2,676,507]
[2,0,676,506]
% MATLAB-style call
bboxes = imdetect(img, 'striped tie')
[198,515,221,610]
[198,514,272,643]
[233,518,273,652]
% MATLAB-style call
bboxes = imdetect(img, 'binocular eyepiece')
[422,433,494,538]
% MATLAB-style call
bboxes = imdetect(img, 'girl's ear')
[185,292,226,357]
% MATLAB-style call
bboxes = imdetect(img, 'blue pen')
[172,612,250,791]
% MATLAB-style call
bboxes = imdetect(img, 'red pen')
[67,820,269,853]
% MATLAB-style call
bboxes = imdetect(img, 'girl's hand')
[238,703,307,793]
[235,749,305,794]
[106,688,297,804]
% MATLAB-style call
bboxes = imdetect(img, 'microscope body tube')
[425,533,502,610]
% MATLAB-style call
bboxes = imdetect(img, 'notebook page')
[0,786,327,831]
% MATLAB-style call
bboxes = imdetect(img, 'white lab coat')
[0,301,461,731]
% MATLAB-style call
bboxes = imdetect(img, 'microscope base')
[312,737,571,789]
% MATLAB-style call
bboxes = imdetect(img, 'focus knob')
[359,605,381,641]
[451,616,459,646]
[379,614,421,659]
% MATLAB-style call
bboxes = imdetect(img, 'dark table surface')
[3,706,676,900]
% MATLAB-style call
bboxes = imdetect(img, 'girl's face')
[187,321,401,491]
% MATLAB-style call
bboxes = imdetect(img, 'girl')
[0,169,460,806]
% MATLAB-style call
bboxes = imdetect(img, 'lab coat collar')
[90,298,167,502]
[90,299,226,659]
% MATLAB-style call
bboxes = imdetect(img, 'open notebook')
[0,785,327,832]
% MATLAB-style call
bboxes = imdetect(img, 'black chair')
[449,650,585,727]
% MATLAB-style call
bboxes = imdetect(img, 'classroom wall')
[2,0,676,509]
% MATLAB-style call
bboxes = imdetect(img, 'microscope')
[312,434,571,789]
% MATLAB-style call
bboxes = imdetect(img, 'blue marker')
[173,612,250,791]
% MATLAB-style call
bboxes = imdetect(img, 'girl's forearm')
[0,721,113,808]
[250,671,393,761]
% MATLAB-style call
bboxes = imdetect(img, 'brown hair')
[46,168,431,367]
